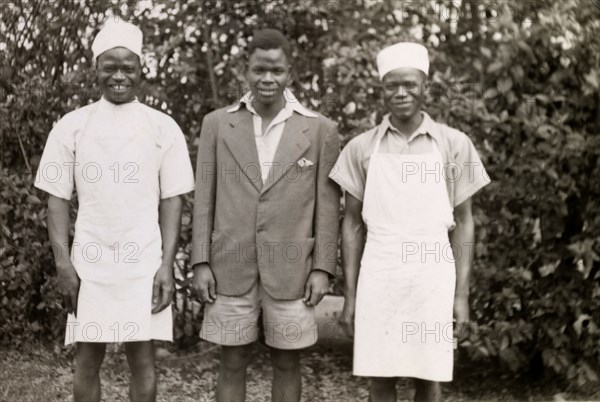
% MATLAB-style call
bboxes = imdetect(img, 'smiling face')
[382,67,426,128]
[246,48,290,108]
[96,47,141,104]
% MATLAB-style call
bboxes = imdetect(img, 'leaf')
[581,362,599,382]
[27,194,41,204]
[497,76,513,93]
[487,61,504,74]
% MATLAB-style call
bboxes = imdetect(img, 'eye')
[406,83,418,92]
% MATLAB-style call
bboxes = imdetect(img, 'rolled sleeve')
[34,127,75,200]
[450,133,491,207]
[159,123,195,199]
[329,137,367,202]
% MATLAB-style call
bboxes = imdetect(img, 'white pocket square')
[297,158,314,168]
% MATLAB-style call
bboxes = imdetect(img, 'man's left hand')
[303,270,330,306]
[453,294,470,345]
[152,265,174,313]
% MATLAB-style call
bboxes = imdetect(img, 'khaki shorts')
[200,279,317,350]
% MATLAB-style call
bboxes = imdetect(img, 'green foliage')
[1,0,599,386]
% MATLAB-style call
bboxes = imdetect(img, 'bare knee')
[125,341,155,375]
[370,377,396,392]
[414,379,441,402]
[270,348,300,373]
[75,343,106,376]
[221,345,252,374]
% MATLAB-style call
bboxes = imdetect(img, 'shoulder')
[50,102,97,145]
[54,102,96,128]
[299,106,337,130]
[344,125,379,153]
[137,103,187,150]
[138,103,180,129]
[201,104,239,128]
[428,118,475,156]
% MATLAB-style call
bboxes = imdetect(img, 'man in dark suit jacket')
[191,29,340,402]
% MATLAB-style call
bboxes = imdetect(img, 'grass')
[1,341,599,402]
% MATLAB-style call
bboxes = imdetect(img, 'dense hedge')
[1,0,599,385]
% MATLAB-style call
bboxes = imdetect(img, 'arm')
[191,114,218,303]
[47,195,80,316]
[152,195,182,313]
[303,122,341,306]
[338,193,365,337]
[449,197,474,324]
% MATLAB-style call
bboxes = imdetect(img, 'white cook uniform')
[353,133,456,381]
[35,97,194,344]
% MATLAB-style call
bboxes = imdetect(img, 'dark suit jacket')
[191,104,340,300]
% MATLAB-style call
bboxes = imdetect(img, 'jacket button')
[257,227,264,233]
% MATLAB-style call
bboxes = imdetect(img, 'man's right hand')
[56,262,80,316]
[192,263,217,304]
[339,299,355,338]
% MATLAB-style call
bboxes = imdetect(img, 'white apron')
[64,98,172,344]
[353,133,456,381]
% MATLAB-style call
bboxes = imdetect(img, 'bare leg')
[414,379,441,402]
[73,342,106,402]
[125,341,156,402]
[369,377,397,402]
[216,345,252,402]
[269,347,301,402]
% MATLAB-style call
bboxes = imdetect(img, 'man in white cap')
[35,20,194,401]
[332,42,490,401]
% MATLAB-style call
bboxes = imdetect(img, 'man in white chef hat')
[35,20,194,401]
[331,43,490,401]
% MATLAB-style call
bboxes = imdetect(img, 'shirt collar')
[377,111,440,143]
[99,96,139,108]
[226,88,317,118]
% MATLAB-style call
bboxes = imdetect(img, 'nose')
[113,69,126,81]
[396,85,409,98]
[262,71,275,82]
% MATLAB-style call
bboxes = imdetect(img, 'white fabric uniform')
[35,97,195,344]
[353,133,456,381]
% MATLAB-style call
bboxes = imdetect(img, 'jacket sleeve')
[312,120,341,275]
[191,112,217,267]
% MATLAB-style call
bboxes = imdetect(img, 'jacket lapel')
[261,113,310,194]
[223,110,263,192]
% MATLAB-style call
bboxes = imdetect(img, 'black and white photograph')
[0,0,599,401]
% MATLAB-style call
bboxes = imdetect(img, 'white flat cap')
[92,20,143,61]
[376,42,429,80]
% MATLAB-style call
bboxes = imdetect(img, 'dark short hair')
[247,28,292,62]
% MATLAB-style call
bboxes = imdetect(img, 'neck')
[390,112,423,138]
[252,96,285,119]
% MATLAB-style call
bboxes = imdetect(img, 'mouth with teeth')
[110,84,129,92]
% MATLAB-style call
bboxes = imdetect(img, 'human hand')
[56,261,80,317]
[303,270,330,306]
[339,299,355,338]
[192,263,217,304]
[152,265,174,313]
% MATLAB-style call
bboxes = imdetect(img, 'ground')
[1,341,598,402]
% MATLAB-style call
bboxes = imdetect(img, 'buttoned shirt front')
[378,112,435,154]
[227,89,317,182]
